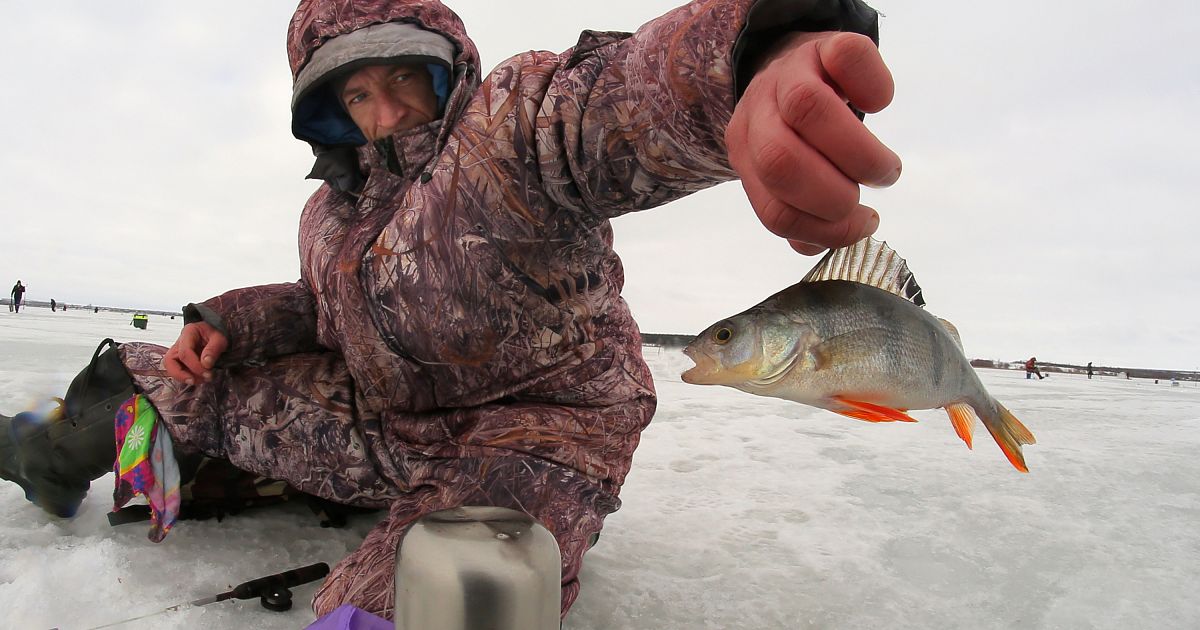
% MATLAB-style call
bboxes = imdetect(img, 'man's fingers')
[766,34,900,189]
[163,351,198,384]
[788,239,828,256]
[775,77,900,189]
[161,323,229,384]
[200,333,228,369]
[741,167,880,249]
[741,113,861,223]
[163,353,184,381]
[739,164,879,248]
[728,30,896,254]
[170,339,207,383]
[816,33,895,114]
[775,204,879,252]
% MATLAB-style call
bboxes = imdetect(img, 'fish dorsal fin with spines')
[801,237,926,307]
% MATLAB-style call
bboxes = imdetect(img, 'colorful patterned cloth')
[113,394,180,542]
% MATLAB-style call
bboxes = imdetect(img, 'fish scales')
[682,238,1036,472]
[771,281,975,408]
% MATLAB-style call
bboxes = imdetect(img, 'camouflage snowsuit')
[117,0,879,619]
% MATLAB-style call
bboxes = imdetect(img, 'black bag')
[109,455,378,529]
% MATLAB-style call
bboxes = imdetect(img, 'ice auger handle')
[227,562,331,601]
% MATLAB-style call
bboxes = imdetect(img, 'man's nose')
[376,93,408,133]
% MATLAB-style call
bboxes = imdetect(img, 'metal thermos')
[394,506,562,630]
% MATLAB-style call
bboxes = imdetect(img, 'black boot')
[0,338,133,517]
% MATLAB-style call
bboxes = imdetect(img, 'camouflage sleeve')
[184,280,324,366]
[533,0,881,220]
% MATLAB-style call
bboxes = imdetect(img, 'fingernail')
[864,211,880,235]
[185,378,194,386]
[882,165,901,186]
[865,165,901,189]
[791,240,825,256]
[203,371,212,381]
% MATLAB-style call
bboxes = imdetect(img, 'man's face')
[338,63,439,142]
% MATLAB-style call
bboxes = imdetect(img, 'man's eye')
[346,92,367,107]
[391,71,412,84]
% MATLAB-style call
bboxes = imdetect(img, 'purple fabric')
[304,604,392,630]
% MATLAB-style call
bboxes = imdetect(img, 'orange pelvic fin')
[981,401,1037,473]
[944,403,976,449]
[830,397,918,423]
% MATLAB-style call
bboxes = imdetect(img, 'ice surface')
[1,308,1198,629]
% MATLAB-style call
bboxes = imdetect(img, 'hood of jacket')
[287,0,482,153]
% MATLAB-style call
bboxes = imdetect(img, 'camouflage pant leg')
[118,342,396,508]
[310,356,655,619]
[120,341,655,619]
[312,455,614,620]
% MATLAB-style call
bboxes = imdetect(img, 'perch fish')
[680,238,1036,471]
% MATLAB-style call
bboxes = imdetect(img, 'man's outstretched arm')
[526,0,898,253]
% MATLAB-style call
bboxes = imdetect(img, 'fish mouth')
[680,346,718,385]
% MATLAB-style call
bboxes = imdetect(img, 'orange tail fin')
[830,397,918,423]
[945,403,976,449]
[978,401,1037,472]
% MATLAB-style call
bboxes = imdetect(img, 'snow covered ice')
[2,308,1198,629]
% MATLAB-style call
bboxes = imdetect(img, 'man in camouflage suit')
[1,0,899,619]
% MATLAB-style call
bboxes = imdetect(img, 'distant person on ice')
[50,299,57,312]
[1087,361,1094,379]
[9,280,25,313]
[0,0,900,620]
[1025,356,1046,380]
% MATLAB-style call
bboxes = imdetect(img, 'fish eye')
[713,326,733,344]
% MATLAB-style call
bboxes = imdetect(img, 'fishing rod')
[61,561,330,630]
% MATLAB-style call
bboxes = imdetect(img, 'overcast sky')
[2,1,1197,371]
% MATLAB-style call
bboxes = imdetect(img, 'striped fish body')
[681,238,1036,471]
[748,279,985,411]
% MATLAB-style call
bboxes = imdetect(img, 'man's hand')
[163,322,228,385]
[727,31,901,255]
